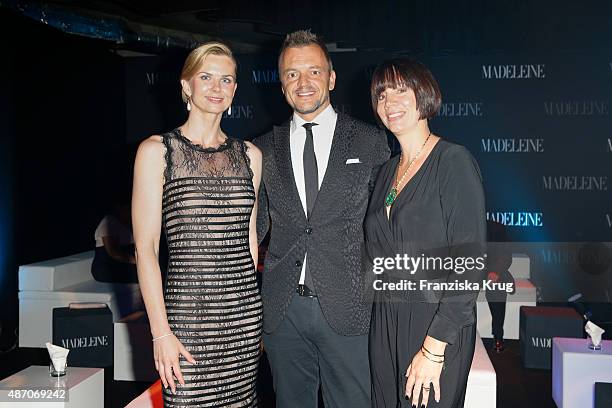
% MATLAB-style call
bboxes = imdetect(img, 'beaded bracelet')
[152,332,173,342]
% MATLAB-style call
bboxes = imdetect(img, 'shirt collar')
[290,104,337,134]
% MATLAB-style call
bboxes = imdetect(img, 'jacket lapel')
[273,122,308,223]
[310,113,354,221]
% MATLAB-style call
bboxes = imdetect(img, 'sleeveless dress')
[160,129,263,407]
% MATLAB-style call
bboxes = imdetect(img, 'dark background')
[1,1,611,349]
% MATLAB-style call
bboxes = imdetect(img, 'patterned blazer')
[254,112,390,336]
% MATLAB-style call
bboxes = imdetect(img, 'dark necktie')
[303,122,319,219]
[302,122,318,292]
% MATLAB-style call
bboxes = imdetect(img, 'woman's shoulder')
[435,139,483,184]
[135,135,166,166]
[435,139,476,164]
[241,140,262,163]
[230,138,261,156]
[138,134,165,149]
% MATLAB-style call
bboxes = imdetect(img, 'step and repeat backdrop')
[124,50,611,301]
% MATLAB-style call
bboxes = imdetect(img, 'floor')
[0,339,557,407]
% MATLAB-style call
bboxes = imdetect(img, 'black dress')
[161,130,263,407]
[364,139,486,408]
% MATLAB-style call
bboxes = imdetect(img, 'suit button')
[305,227,313,235]
[295,260,302,267]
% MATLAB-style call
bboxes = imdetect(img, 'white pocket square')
[345,158,362,164]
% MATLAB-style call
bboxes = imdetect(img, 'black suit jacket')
[254,112,390,335]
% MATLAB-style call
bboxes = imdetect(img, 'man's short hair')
[278,29,333,72]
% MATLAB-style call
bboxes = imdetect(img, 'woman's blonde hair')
[180,42,237,102]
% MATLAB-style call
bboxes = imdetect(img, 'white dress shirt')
[289,104,337,285]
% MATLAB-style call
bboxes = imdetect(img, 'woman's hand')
[405,336,446,407]
[153,334,196,394]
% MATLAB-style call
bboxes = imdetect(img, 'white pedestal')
[509,253,530,279]
[18,252,94,291]
[465,332,497,408]
[477,278,537,339]
[552,337,612,408]
[0,366,103,408]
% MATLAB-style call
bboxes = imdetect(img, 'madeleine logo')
[252,69,280,84]
[146,72,158,85]
[486,211,543,227]
[482,64,545,79]
[540,249,573,265]
[607,138,612,152]
[438,102,483,117]
[544,101,608,116]
[223,105,254,119]
[607,213,611,228]
[145,72,174,87]
[542,176,608,191]
[481,138,544,153]
[531,337,552,349]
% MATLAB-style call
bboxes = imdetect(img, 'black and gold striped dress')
[161,129,262,407]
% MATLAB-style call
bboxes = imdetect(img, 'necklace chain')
[384,132,431,208]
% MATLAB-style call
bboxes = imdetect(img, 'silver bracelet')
[152,332,173,342]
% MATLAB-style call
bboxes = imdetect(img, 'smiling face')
[279,44,336,121]
[376,85,421,135]
[181,54,237,115]
[370,59,442,134]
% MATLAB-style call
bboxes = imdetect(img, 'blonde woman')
[132,42,263,407]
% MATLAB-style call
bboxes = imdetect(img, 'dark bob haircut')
[370,58,442,122]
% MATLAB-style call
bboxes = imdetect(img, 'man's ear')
[329,70,337,91]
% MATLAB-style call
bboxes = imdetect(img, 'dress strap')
[237,139,254,179]
[160,131,175,183]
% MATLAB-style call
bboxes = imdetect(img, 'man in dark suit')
[255,30,390,407]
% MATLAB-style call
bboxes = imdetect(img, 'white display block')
[509,253,530,279]
[465,332,497,408]
[477,278,537,339]
[114,312,157,382]
[0,366,103,408]
[552,337,612,408]
[18,252,95,291]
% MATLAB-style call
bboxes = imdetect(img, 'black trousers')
[369,292,476,408]
[485,289,507,340]
[263,294,371,408]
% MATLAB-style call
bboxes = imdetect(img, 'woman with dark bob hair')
[364,58,486,407]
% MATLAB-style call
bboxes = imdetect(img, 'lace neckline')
[173,128,232,153]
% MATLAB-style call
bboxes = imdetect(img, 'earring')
[186,95,192,111]
[227,105,232,116]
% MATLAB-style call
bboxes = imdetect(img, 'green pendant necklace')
[385,133,431,208]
